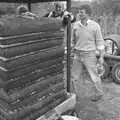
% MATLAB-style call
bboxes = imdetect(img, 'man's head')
[54,3,62,14]
[16,5,28,15]
[78,4,92,20]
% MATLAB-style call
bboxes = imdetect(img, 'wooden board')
[0,38,63,58]
[0,31,64,45]
[0,57,63,81]
[0,17,63,37]
[0,46,64,70]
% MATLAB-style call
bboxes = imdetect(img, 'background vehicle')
[102,34,120,84]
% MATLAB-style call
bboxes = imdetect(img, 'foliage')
[0,3,18,17]
[92,0,120,16]
[113,3,120,16]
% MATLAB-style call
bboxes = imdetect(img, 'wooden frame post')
[66,0,71,92]
[28,0,31,11]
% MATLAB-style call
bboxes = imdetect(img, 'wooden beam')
[28,0,31,11]
[66,0,71,92]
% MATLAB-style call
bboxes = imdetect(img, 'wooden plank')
[0,17,63,37]
[0,73,63,102]
[0,38,63,58]
[0,46,64,70]
[12,82,65,108]
[9,74,63,102]
[13,90,65,120]
[0,57,63,81]
[0,90,66,120]
[5,64,63,90]
[22,97,65,120]
[0,31,64,45]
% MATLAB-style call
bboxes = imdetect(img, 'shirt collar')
[78,19,91,27]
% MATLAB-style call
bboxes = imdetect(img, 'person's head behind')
[16,5,28,15]
[78,4,92,20]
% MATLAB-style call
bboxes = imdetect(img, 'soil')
[73,77,120,120]
[64,55,120,120]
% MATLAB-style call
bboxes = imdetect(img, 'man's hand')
[64,11,73,18]
[97,56,104,76]
[62,11,75,26]
[96,49,105,65]
[99,56,104,65]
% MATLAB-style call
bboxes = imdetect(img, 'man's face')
[55,5,62,14]
[78,9,88,20]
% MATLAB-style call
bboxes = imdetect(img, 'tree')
[92,0,120,16]
[113,3,120,16]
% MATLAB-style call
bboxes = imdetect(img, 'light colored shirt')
[72,19,105,51]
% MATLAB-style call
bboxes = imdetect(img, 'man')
[44,3,75,24]
[44,2,75,50]
[16,5,38,19]
[72,4,105,101]
[44,3,64,18]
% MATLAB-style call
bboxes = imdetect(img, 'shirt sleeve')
[95,24,105,50]
[71,23,78,47]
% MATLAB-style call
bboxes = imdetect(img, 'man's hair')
[79,4,92,16]
[54,2,61,9]
[16,5,28,15]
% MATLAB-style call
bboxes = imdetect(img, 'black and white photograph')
[0,0,120,120]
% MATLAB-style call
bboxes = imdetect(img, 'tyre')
[112,63,120,84]
[101,62,110,79]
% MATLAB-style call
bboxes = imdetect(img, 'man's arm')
[71,23,79,54]
[95,24,105,64]
[43,12,53,17]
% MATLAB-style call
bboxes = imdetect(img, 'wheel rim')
[115,67,120,81]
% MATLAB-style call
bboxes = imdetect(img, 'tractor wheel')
[101,62,110,79]
[112,63,120,84]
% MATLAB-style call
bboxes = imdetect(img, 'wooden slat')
[0,46,64,70]
[9,74,63,102]
[6,63,63,90]
[12,82,65,108]
[0,38,63,58]
[0,31,64,45]
[0,57,63,81]
[0,73,63,102]
[0,17,63,37]
[13,90,65,120]
[22,97,65,120]
[0,90,66,120]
